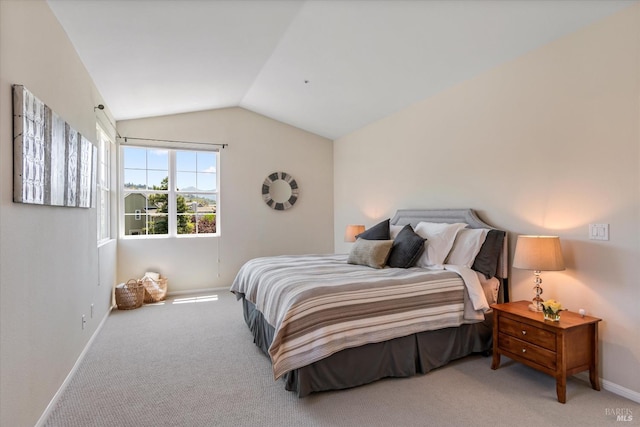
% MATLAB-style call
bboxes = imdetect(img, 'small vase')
[543,311,560,322]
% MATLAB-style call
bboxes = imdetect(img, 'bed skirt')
[241,295,493,397]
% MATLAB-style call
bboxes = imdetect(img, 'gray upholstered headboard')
[390,209,509,280]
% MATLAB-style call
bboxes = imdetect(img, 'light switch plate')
[589,223,609,241]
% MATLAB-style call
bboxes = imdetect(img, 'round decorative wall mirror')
[262,172,299,210]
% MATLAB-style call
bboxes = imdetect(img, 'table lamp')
[344,225,365,242]
[512,235,565,312]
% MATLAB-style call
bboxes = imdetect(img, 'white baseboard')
[601,378,640,403]
[575,372,640,403]
[34,306,113,427]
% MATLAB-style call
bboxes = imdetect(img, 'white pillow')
[414,222,467,269]
[390,225,404,239]
[445,228,489,267]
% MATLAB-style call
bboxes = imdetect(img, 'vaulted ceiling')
[47,0,636,140]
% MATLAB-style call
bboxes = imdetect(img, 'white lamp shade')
[344,225,365,242]
[513,235,565,271]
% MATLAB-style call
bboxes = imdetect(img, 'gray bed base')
[242,296,493,397]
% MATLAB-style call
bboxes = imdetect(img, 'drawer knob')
[521,330,527,335]
[522,348,527,353]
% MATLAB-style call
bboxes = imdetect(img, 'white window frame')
[119,143,219,238]
[97,125,113,245]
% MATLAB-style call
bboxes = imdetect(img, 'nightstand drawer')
[499,316,556,351]
[498,333,556,369]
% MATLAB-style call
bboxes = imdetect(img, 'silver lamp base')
[528,302,543,312]
[528,270,543,312]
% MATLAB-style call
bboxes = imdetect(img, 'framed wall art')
[12,85,97,208]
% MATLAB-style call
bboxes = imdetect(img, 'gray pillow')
[356,219,390,240]
[348,239,394,269]
[472,229,505,278]
[387,225,425,268]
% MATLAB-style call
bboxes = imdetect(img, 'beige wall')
[334,5,640,397]
[116,108,334,291]
[0,1,117,426]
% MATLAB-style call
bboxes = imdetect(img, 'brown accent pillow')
[348,239,394,269]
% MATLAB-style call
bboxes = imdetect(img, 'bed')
[230,209,508,396]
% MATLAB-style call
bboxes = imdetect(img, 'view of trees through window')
[122,147,217,236]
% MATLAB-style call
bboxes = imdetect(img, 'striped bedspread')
[230,254,488,379]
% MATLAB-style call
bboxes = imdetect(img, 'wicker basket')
[141,276,168,303]
[115,279,144,310]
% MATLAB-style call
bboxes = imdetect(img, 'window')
[121,145,218,237]
[97,126,112,243]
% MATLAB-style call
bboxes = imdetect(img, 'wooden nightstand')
[491,300,601,403]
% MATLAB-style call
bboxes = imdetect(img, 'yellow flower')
[541,299,562,313]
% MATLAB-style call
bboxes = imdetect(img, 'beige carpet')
[43,291,639,427]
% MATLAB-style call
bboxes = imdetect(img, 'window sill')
[119,234,219,240]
